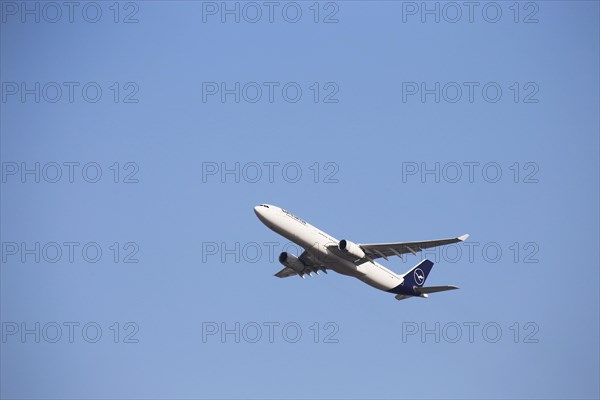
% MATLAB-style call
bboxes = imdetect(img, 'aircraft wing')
[274,250,328,278]
[274,267,298,278]
[359,234,469,261]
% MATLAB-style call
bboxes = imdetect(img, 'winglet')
[458,234,469,241]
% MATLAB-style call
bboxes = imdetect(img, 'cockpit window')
[259,204,269,208]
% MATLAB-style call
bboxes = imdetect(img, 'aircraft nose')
[254,205,271,224]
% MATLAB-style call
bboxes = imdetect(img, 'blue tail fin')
[402,259,434,287]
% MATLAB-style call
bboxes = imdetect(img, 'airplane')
[254,204,469,301]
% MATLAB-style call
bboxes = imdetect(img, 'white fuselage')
[254,204,404,292]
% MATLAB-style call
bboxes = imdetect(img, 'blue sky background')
[1,1,599,399]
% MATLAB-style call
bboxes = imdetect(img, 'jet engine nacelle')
[338,239,366,259]
[278,252,305,272]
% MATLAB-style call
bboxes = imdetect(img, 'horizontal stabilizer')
[415,285,459,294]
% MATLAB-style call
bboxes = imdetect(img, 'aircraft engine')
[278,252,305,272]
[338,239,366,259]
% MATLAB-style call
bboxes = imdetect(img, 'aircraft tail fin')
[401,259,434,288]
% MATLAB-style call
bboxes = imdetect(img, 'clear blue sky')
[1,1,599,399]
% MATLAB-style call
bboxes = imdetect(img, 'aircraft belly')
[266,217,317,248]
[322,253,365,277]
[261,210,396,290]
[356,262,403,291]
